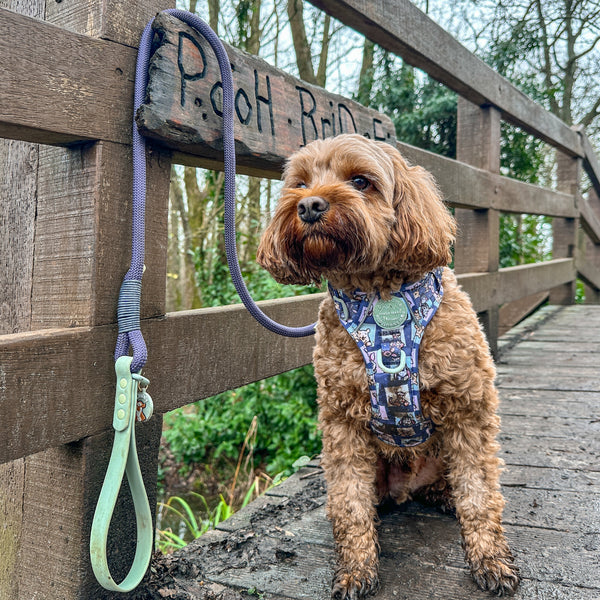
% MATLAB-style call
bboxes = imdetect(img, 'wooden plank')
[498,292,548,336]
[307,0,582,157]
[457,259,575,312]
[579,193,600,244]
[8,4,173,598]
[580,128,600,195]
[550,154,581,304]
[497,372,600,392]
[0,5,44,596]
[0,7,135,145]
[137,12,396,173]
[500,434,600,472]
[0,139,37,334]
[499,413,600,439]
[454,99,500,354]
[502,463,600,493]
[497,258,575,306]
[0,294,322,464]
[499,390,600,419]
[45,0,168,49]
[398,142,576,218]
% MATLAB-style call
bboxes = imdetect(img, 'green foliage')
[369,51,456,157]
[156,486,254,553]
[499,214,552,268]
[163,365,320,477]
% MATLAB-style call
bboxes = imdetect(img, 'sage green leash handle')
[90,356,154,592]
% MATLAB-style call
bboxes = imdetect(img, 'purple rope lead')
[115,10,315,371]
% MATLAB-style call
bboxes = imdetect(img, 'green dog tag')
[373,296,409,329]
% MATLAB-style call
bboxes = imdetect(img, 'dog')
[257,134,520,598]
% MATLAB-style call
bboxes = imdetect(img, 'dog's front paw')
[331,570,380,600]
[471,554,520,596]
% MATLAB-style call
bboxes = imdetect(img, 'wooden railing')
[1,1,599,598]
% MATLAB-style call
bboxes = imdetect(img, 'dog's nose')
[297,196,329,223]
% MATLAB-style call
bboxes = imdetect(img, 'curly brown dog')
[257,134,520,599]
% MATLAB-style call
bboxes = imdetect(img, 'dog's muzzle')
[297,196,329,223]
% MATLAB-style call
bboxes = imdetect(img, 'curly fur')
[257,134,520,598]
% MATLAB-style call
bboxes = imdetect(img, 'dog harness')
[329,268,443,447]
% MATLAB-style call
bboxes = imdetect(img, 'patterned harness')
[329,268,443,447]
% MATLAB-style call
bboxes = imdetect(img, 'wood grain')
[0,294,323,464]
[397,142,576,218]
[0,3,45,596]
[0,7,135,145]
[137,12,396,173]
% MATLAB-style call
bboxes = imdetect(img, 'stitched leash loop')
[90,357,153,592]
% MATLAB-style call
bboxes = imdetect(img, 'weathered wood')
[502,463,600,493]
[0,4,173,599]
[498,389,600,419]
[307,0,582,157]
[550,153,581,304]
[45,0,168,49]
[498,292,548,336]
[0,8,135,146]
[398,141,576,218]
[454,99,500,354]
[137,12,396,174]
[496,258,575,307]
[0,294,322,464]
[0,3,45,595]
[580,127,600,196]
[30,142,170,328]
[579,193,600,244]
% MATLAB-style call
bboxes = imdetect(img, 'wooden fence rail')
[1,0,600,598]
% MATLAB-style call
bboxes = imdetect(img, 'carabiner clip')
[90,356,154,592]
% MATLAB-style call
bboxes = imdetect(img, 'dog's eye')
[295,181,307,189]
[350,175,370,191]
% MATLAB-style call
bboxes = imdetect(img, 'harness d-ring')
[375,348,406,374]
[89,356,154,592]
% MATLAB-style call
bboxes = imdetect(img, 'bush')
[163,365,320,477]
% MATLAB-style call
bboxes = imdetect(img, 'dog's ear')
[379,143,456,275]
[256,212,316,286]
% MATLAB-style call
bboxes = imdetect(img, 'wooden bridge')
[140,305,600,600]
[1,1,599,599]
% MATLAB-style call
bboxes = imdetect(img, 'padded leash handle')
[90,356,154,592]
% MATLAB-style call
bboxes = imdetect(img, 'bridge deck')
[144,305,600,600]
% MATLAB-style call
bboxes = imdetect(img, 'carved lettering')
[140,14,397,170]
[210,81,223,117]
[178,31,207,107]
[254,70,275,136]
[372,118,387,141]
[296,86,319,147]
[321,117,334,138]
[338,104,358,134]
[235,88,252,125]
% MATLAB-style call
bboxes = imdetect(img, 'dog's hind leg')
[442,382,520,596]
[320,420,381,600]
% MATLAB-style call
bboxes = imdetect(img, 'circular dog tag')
[372,296,408,329]
[136,389,153,422]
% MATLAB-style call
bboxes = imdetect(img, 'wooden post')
[578,188,600,304]
[0,1,172,598]
[455,97,500,356]
[0,4,45,598]
[550,152,580,305]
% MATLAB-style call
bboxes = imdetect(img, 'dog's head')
[257,134,456,291]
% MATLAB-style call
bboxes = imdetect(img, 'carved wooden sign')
[137,12,396,173]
